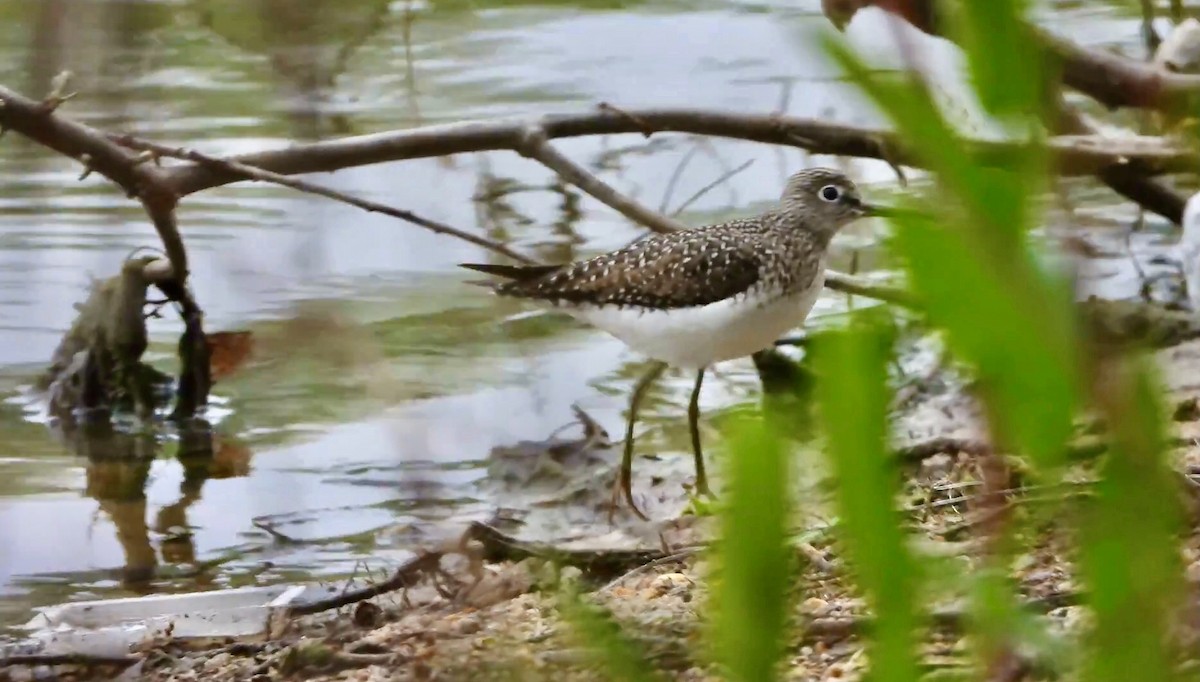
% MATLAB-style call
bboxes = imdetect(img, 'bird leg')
[611,360,668,522]
[688,368,713,498]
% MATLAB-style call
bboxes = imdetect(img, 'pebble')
[455,616,482,635]
[1023,568,1057,584]
[1187,560,1200,584]
[800,597,831,616]
[560,565,583,585]
[921,453,954,479]
[202,653,234,673]
[649,572,691,596]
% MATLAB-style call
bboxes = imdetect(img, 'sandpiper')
[462,167,878,519]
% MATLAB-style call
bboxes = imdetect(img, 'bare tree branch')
[109,134,535,266]
[825,271,917,309]
[0,83,909,308]
[158,109,1199,202]
[671,159,755,217]
[823,0,1190,224]
[514,124,687,234]
[827,0,1200,112]
[0,653,139,669]
[0,81,1151,311]
[0,84,190,279]
[1054,102,1185,224]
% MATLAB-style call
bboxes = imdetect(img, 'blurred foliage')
[567,0,1191,680]
[708,415,792,682]
[811,312,920,682]
[560,587,665,682]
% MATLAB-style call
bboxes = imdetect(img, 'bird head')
[779,167,878,237]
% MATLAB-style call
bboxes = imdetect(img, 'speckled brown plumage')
[461,167,867,311]
[459,167,874,522]
[465,217,826,310]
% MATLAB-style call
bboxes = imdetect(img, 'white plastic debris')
[11,584,309,659]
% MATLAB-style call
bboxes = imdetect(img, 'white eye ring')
[819,185,841,202]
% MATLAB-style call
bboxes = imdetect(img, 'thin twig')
[109,134,536,265]
[515,124,687,234]
[659,143,700,213]
[158,108,1200,223]
[598,547,702,593]
[670,159,754,217]
[824,271,917,309]
[0,654,140,668]
[0,84,189,279]
[287,551,444,616]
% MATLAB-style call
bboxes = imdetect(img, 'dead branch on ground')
[0,653,140,669]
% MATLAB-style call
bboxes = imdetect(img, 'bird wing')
[466,227,765,309]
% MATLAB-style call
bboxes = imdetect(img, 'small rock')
[1010,553,1036,573]
[1175,397,1200,422]
[560,565,583,584]
[202,652,234,673]
[800,597,831,616]
[353,601,383,629]
[1024,569,1057,585]
[1187,560,1200,584]
[649,572,691,596]
[921,453,954,479]
[347,640,390,654]
[455,615,482,635]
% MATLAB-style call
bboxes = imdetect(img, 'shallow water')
[0,0,1170,628]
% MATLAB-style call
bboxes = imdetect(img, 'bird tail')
[458,262,560,283]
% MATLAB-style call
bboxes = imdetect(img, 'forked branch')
[0,83,189,281]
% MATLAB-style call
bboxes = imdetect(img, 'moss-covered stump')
[36,254,213,430]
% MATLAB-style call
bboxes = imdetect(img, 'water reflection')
[50,417,252,592]
[195,0,393,138]
[0,0,1158,629]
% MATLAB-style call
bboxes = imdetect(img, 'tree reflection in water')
[49,416,252,592]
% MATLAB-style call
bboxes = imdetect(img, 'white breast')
[561,271,826,371]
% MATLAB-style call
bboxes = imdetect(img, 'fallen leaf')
[207,330,254,382]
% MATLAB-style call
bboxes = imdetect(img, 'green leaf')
[560,588,664,682]
[1079,358,1185,682]
[711,415,792,682]
[822,37,1044,256]
[890,210,1080,468]
[952,0,1045,119]
[811,311,920,682]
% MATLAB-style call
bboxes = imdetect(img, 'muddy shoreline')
[11,310,1200,680]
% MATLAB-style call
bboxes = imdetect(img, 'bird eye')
[819,185,841,202]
